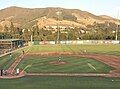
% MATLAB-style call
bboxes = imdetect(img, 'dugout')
[0,39,24,50]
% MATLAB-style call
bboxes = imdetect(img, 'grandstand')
[0,39,24,54]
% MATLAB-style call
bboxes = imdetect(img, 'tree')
[9,22,16,38]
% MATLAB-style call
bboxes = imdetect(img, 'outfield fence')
[33,40,120,45]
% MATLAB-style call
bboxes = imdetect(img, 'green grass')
[0,45,119,89]
[0,76,120,89]
[18,56,113,73]
[28,44,120,55]
[0,46,30,69]
[0,52,21,69]
[0,44,119,70]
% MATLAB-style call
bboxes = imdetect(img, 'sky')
[0,0,120,18]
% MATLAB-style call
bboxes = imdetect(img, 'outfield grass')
[17,55,113,73]
[28,44,120,55]
[0,76,120,89]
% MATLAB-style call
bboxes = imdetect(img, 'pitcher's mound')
[49,61,67,65]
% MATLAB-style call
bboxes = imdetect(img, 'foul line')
[87,63,96,71]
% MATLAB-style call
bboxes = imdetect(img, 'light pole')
[115,25,118,40]
[30,26,35,45]
[115,19,120,40]
[115,9,120,41]
[56,11,62,44]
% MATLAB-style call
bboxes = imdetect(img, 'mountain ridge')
[0,6,119,31]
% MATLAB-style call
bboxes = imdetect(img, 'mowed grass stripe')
[27,44,120,55]
[26,57,105,72]
[29,45,63,52]
[0,46,29,69]
[21,56,85,72]
[39,58,84,72]
[50,58,90,72]
[19,56,64,72]
[0,52,21,69]
[52,58,98,73]
[0,76,120,89]
[18,56,113,73]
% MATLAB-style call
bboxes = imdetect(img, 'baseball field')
[0,44,120,89]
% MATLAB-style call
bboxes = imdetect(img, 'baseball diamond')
[0,44,120,89]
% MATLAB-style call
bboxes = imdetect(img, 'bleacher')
[0,39,24,55]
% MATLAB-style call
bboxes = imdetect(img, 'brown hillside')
[0,6,119,31]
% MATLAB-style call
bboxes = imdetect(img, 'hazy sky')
[0,0,120,18]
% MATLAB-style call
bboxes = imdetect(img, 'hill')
[0,6,119,31]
